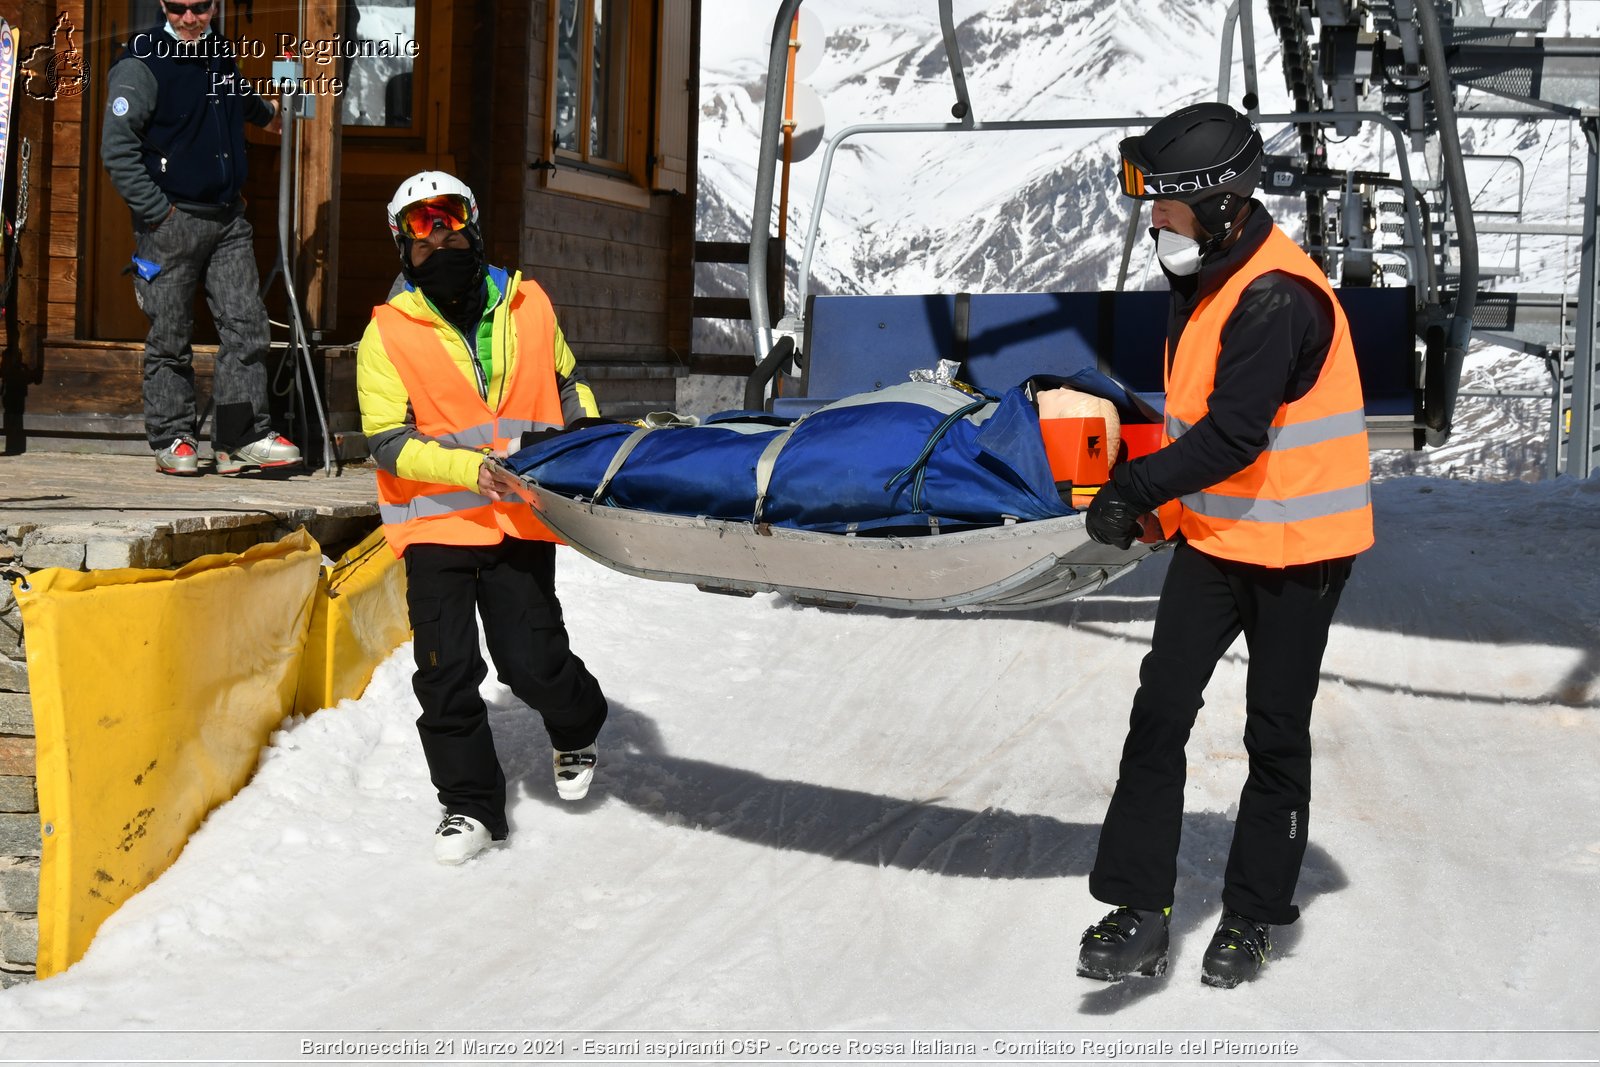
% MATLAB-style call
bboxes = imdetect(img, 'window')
[543,0,691,206]
[342,0,418,130]
[335,0,451,161]
[552,0,633,175]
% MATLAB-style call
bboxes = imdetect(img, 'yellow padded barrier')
[16,530,323,978]
[294,527,411,718]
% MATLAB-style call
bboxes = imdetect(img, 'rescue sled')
[507,477,1156,612]
[503,378,1162,612]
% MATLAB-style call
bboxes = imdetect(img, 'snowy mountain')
[700,0,1593,295]
[695,0,1597,483]
[697,0,1239,302]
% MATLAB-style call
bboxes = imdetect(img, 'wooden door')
[83,0,299,341]
[85,0,158,340]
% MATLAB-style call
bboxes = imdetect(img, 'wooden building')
[0,0,701,460]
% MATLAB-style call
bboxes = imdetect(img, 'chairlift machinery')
[1255,0,1599,477]
[742,0,1598,467]
[511,0,1600,612]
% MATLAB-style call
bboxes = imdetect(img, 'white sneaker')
[155,437,200,476]
[433,814,491,865]
[553,744,598,801]
[216,432,302,475]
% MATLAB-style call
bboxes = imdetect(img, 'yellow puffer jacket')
[356,266,597,493]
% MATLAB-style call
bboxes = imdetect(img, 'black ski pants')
[404,537,608,839]
[1089,540,1352,925]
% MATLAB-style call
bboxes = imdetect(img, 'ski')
[0,18,15,221]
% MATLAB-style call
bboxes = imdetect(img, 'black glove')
[1084,477,1147,550]
[519,427,564,450]
[519,416,621,450]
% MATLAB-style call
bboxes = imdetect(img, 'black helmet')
[1118,102,1263,239]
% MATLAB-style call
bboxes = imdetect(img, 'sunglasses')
[397,196,472,239]
[163,1,215,16]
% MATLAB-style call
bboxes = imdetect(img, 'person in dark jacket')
[1076,102,1374,988]
[100,0,302,477]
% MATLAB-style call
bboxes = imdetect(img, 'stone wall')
[0,507,380,985]
[0,546,38,988]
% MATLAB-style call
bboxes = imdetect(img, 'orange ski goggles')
[396,195,472,239]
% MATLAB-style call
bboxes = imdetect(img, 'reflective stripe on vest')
[1180,482,1372,524]
[1160,224,1374,566]
[372,278,567,553]
[431,418,560,452]
[1166,407,1368,453]
[378,489,495,526]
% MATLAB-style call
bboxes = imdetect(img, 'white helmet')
[386,170,479,246]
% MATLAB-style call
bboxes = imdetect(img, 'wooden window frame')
[542,0,653,209]
[339,0,452,162]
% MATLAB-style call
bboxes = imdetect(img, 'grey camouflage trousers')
[132,207,273,453]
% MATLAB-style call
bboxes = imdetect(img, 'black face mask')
[405,247,485,319]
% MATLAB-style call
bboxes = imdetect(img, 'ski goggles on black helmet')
[395,195,473,240]
[1117,127,1263,204]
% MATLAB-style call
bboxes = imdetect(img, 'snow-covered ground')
[1,429,1597,1064]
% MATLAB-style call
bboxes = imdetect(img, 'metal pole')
[1565,118,1598,478]
[1414,0,1480,447]
[777,12,800,244]
[1547,355,1564,478]
[748,0,806,359]
[938,0,974,126]
[1217,1,1239,102]
[1237,0,1260,113]
[1115,205,1144,292]
[275,97,303,449]
[276,95,335,476]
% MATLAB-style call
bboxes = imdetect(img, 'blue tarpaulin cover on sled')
[505,380,1096,533]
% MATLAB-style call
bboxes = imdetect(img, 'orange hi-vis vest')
[374,280,566,553]
[1156,225,1374,567]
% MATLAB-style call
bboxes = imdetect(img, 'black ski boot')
[1200,909,1272,988]
[1076,906,1170,981]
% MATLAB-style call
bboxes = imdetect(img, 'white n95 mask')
[1155,228,1202,276]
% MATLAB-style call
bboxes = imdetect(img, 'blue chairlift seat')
[508,287,1418,612]
[774,288,1418,448]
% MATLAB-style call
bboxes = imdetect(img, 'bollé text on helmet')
[1143,169,1239,196]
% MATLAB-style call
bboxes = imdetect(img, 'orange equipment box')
[1040,416,1110,489]
[1120,422,1163,462]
